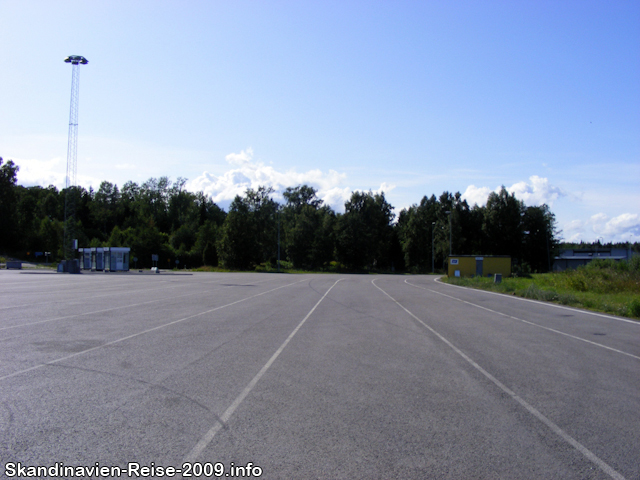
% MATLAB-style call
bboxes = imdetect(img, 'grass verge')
[441,259,640,320]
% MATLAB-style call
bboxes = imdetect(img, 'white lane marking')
[0,278,273,331]
[372,279,626,480]
[0,278,309,382]
[405,280,640,361]
[184,278,343,463]
[433,276,639,325]
[0,275,265,310]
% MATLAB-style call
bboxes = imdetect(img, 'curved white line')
[432,276,639,325]
[372,279,626,480]
[404,279,639,360]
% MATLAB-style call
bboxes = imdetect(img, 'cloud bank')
[462,176,566,207]
[564,213,640,243]
[187,148,393,211]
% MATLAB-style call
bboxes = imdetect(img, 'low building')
[78,247,130,272]
[553,248,634,272]
[448,255,511,278]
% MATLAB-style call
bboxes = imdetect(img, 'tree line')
[1,157,560,272]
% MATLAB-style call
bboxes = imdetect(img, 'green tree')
[0,158,19,252]
[90,181,121,238]
[282,185,334,269]
[482,186,524,259]
[217,195,258,269]
[522,204,558,272]
[396,194,439,272]
[336,191,395,270]
[193,220,219,266]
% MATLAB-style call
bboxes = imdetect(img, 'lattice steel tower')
[63,55,88,261]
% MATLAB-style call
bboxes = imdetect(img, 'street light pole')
[445,211,452,256]
[277,207,281,273]
[431,221,436,273]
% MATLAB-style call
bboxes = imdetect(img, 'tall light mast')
[63,55,88,262]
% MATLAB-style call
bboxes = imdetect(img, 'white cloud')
[371,182,396,196]
[225,148,254,166]
[560,214,640,243]
[187,148,352,210]
[461,185,493,206]
[461,176,565,207]
[564,219,585,233]
[591,213,640,239]
[508,175,566,206]
[14,156,66,188]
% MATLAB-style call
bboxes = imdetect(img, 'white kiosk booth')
[78,247,130,272]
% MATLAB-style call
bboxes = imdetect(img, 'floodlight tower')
[63,55,88,262]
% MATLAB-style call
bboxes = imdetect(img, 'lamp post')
[445,210,452,256]
[431,221,436,273]
[63,55,88,264]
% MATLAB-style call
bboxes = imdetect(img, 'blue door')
[476,259,483,276]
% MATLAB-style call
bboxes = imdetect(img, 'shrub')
[629,298,640,318]
[522,284,558,302]
[512,262,532,278]
[567,274,588,292]
[558,293,578,305]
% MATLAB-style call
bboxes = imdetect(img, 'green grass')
[442,258,640,320]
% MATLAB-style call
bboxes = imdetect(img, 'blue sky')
[1,0,638,243]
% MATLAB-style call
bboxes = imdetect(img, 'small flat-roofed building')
[448,255,511,278]
[104,247,130,271]
[553,248,634,272]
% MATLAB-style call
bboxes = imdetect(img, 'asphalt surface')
[0,271,638,479]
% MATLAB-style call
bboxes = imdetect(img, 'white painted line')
[0,278,273,331]
[372,279,626,480]
[184,278,343,463]
[432,276,639,325]
[405,280,640,361]
[0,275,266,310]
[0,278,310,382]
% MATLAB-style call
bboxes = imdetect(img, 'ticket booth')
[78,248,92,270]
[91,247,105,271]
[79,247,130,272]
[103,247,130,272]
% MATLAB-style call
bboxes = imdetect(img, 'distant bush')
[558,293,578,305]
[512,262,532,278]
[629,298,640,318]
[522,284,558,302]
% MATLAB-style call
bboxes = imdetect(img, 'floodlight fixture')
[64,55,89,65]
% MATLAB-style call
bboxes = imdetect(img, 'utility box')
[448,256,511,278]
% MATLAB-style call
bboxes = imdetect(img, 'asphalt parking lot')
[0,271,638,479]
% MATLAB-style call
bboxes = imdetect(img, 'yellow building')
[448,255,511,278]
